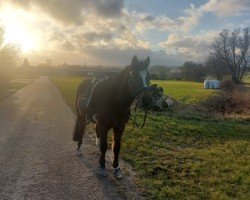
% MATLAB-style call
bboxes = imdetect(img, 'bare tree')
[205,54,230,80]
[0,28,19,86]
[210,27,249,83]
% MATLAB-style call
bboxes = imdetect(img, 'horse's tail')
[73,79,91,142]
[73,113,85,141]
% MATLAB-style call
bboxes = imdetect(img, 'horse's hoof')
[76,149,82,155]
[76,145,83,155]
[114,167,123,179]
[98,167,108,177]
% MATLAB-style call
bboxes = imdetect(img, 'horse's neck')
[111,68,134,110]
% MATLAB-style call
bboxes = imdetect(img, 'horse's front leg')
[98,125,109,177]
[112,127,124,179]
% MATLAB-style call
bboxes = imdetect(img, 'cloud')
[6,0,125,25]
[201,0,250,17]
[91,0,124,18]
[175,0,247,33]
[131,2,205,33]
[8,0,85,24]
[48,29,65,42]
[175,0,250,32]
[72,28,149,50]
[160,31,218,60]
[131,0,250,34]
[133,12,179,32]
[77,32,113,43]
[178,4,203,32]
[60,40,75,51]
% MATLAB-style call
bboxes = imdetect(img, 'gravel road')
[0,76,125,200]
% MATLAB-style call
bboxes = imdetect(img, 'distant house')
[170,68,181,73]
[62,60,68,68]
[21,58,32,68]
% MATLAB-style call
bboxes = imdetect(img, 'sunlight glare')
[0,6,39,53]
[5,24,37,52]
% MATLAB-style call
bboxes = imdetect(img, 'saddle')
[79,76,112,123]
[79,78,101,108]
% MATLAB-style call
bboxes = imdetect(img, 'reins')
[128,98,149,134]
[127,74,152,134]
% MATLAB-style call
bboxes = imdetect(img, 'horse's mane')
[103,65,133,111]
[110,63,147,94]
[109,65,131,95]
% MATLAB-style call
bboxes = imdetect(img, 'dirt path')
[0,76,128,200]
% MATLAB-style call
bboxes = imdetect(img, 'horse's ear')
[132,55,138,67]
[144,56,150,68]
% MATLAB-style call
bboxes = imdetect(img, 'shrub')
[202,87,250,115]
[220,79,236,92]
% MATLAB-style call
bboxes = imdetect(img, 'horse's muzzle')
[139,89,153,110]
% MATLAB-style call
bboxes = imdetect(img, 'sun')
[4,24,37,52]
[0,6,40,53]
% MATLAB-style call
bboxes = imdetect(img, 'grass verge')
[0,81,27,99]
[0,73,39,99]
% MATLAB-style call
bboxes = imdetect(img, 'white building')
[204,80,220,89]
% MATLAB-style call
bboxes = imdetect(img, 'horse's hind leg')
[73,113,86,155]
[112,128,123,179]
[97,125,108,177]
[95,125,100,153]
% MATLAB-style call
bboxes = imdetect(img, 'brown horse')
[73,55,152,178]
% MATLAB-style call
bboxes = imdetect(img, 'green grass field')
[243,73,250,85]
[152,80,217,104]
[50,76,85,111]
[51,75,250,200]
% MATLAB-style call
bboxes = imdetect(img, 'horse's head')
[128,55,153,110]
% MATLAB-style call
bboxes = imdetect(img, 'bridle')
[128,70,151,98]
[127,69,152,133]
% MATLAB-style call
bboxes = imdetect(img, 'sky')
[0,0,249,66]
